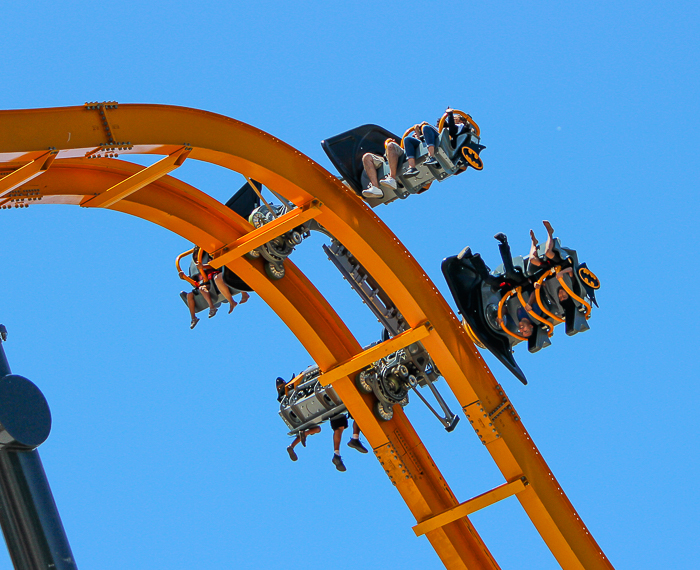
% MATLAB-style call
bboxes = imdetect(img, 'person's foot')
[543,220,554,236]
[494,232,508,245]
[190,317,199,329]
[300,430,307,447]
[530,229,538,246]
[240,292,250,304]
[380,176,397,190]
[287,446,298,462]
[228,301,237,314]
[362,184,383,199]
[208,306,218,318]
[348,438,368,453]
[332,454,346,471]
[457,246,473,260]
[403,167,419,177]
[424,156,439,166]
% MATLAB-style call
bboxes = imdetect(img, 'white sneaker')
[362,184,383,199]
[380,176,397,190]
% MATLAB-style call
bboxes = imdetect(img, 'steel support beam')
[208,199,322,268]
[0,151,56,199]
[81,146,190,209]
[413,478,527,537]
[317,323,432,387]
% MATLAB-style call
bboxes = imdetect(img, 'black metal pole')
[0,326,77,570]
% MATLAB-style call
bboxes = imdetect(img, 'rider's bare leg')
[528,229,542,266]
[362,153,380,187]
[543,220,555,260]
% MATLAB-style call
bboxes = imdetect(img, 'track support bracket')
[316,323,432,388]
[0,150,57,199]
[209,199,323,268]
[413,477,528,537]
[81,146,191,209]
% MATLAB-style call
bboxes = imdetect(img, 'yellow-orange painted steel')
[413,478,526,537]
[8,158,498,570]
[82,146,190,208]
[0,150,56,198]
[208,200,322,268]
[317,322,432,387]
[0,104,614,570]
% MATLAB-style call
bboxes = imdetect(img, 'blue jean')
[404,124,439,160]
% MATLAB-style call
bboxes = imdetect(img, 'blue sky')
[1,1,699,568]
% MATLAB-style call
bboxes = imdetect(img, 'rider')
[403,108,470,177]
[187,246,250,329]
[277,376,369,470]
[361,140,404,199]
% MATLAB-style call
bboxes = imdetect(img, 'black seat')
[321,124,401,195]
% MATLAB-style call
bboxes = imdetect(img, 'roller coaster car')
[177,180,259,313]
[278,365,347,435]
[235,179,322,280]
[321,112,485,207]
[279,335,459,436]
[441,241,599,385]
[178,253,252,314]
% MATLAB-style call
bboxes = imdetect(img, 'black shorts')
[330,414,349,431]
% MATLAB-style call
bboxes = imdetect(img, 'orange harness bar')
[208,199,322,269]
[176,248,198,288]
[558,275,592,319]
[515,288,553,337]
[316,323,432,387]
[535,268,565,324]
[413,477,527,537]
[497,288,527,342]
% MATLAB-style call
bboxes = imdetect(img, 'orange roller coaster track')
[0,103,613,570]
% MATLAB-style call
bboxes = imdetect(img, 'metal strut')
[324,239,459,431]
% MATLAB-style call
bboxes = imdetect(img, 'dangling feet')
[530,229,538,248]
[228,301,237,314]
[347,438,368,453]
[362,184,383,199]
[190,317,199,329]
[287,446,298,462]
[543,220,554,237]
[240,292,250,304]
[208,306,218,318]
[332,453,346,472]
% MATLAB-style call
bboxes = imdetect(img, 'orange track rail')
[0,104,614,570]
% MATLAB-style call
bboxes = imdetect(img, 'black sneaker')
[494,232,508,245]
[403,167,419,177]
[332,454,346,472]
[424,156,439,166]
[348,438,368,454]
[287,446,298,462]
[300,430,307,447]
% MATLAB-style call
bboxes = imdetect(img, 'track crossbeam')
[413,478,527,537]
[317,323,432,387]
